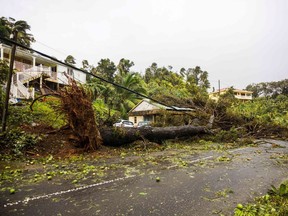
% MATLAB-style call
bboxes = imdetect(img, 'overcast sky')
[1,0,288,90]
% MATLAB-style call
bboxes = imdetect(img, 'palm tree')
[113,72,146,118]
[1,17,34,132]
[0,17,35,47]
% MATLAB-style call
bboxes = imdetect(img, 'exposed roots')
[31,79,102,151]
[58,80,102,150]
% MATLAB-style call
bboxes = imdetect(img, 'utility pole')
[218,80,220,95]
[1,31,18,132]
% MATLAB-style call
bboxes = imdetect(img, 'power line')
[0,36,176,110]
[34,40,69,58]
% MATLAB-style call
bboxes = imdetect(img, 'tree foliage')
[64,55,76,65]
[246,79,288,98]
[0,60,9,119]
[0,17,35,47]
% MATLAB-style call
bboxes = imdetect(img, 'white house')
[0,43,86,100]
[128,99,194,126]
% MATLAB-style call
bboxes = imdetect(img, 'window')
[67,68,74,76]
[144,115,153,122]
[134,116,137,124]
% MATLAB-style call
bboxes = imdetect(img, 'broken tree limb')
[100,125,211,146]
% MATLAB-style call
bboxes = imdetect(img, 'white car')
[137,121,151,128]
[113,120,134,128]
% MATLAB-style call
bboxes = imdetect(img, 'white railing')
[17,80,29,99]
[10,83,18,98]
[10,79,35,99]
[14,61,33,71]
[24,65,52,73]
[235,95,252,100]
[17,71,53,83]
[29,87,35,100]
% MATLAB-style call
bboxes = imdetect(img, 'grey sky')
[1,0,288,90]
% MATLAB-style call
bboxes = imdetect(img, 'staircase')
[10,76,33,100]
[10,66,52,100]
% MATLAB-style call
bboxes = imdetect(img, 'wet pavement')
[1,139,288,215]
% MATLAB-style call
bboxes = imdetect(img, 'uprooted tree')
[31,78,213,150]
[31,78,103,150]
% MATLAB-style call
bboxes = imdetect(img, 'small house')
[128,99,194,126]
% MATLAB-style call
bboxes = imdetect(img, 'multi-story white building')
[0,43,86,100]
[209,88,253,101]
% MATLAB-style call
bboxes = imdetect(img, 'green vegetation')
[0,100,65,156]
[0,15,287,216]
[229,95,288,129]
[234,180,288,216]
[0,128,41,156]
[0,17,35,132]
[8,100,66,129]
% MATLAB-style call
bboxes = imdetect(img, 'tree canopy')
[246,79,288,98]
[0,17,35,47]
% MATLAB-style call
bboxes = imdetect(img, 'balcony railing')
[235,95,252,100]
[24,65,52,73]
[14,61,32,71]
[14,61,52,73]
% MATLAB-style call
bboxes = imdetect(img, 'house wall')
[56,64,70,84]
[57,64,86,84]
[129,116,144,126]
[74,70,86,84]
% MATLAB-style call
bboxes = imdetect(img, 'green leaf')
[279,183,287,196]
[139,192,147,196]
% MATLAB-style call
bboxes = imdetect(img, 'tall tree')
[64,55,76,65]
[86,58,117,103]
[184,66,210,96]
[0,17,35,47]
[1,17,34,132]
[144,62,157,83]
[246,79,288,98]
[117,58,134,77]
[95,58,117,82]
[81,59,90,71]
[113,72,146,118]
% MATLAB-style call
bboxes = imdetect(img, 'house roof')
[0,43,57,66]
[128,99,194,114]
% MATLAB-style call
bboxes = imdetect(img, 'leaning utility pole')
[1,31,18,132]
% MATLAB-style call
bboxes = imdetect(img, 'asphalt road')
[1,139,288,216]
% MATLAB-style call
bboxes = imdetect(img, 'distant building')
[0,43,86,100]
[209,88,253,101]
[128,99,194,126]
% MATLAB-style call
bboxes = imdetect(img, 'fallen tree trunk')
[100,125,211,146]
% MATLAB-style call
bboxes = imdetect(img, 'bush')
[234,180,288,215]
[0,128,42,156]
[8,99,66,129]
[213,127,242,142]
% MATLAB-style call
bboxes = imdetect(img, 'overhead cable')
[0,36,175,109]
